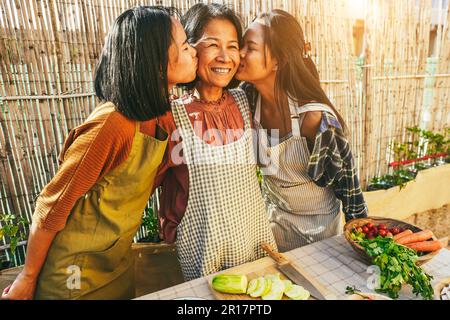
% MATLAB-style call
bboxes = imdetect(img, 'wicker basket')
[343,217,439,265]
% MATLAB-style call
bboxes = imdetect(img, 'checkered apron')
[255,95,342,252]
[171,88,278,281]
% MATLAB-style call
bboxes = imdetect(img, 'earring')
[303,42,312,58]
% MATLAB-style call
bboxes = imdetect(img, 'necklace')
[192,89,227,105]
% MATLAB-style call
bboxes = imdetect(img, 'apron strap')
[289,100,338,137]
[133,120,141,141]
[288,98,302,137]
[171,96,196,138]
[255,94,337,138]
[228,88,252,131]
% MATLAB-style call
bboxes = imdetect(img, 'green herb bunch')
[352,233,434,300]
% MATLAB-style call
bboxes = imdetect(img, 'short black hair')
[180,3,243,89]
[94,6,179,121]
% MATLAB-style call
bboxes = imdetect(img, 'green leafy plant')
[367,126,449,191]
[345,285,376,300]
[256,167,263,186]
[351,233,434,300]
[367,169,416,191]
[0,213,28,256]
[0,213,29,270]
[140,207,160,243]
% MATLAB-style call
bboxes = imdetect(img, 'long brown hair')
[259,9,348,133]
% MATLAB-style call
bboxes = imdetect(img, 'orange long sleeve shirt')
[33,103,159,232]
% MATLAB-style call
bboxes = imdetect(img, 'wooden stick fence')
[0,0,449,260]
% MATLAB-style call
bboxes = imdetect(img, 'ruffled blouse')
[153,90,250,243]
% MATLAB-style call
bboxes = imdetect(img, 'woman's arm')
[306,112,368,221]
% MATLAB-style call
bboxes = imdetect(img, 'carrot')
[405,240,443,252]
[393,229,413,241]
[396,230,434,245]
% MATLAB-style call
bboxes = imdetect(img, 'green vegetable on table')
[212,273,310,300]
[212,274,248,294]
[351,232,434,300]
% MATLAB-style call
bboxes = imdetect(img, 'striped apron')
[171,88,277,281]
[255,95,342,252]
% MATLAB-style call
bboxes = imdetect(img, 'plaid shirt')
[242,83,368,222]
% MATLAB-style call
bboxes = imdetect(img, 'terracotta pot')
[132,242,184,298]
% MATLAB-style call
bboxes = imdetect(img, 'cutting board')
[207,257,333,300]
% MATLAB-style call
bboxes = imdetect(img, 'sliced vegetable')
[262,278,284,300]
[214,273,313,300]
[396,230,434,245]
[211,274,248,294]
[264,273,281,282]
[283,279,293,292]
[265,275,285,292]
[405,240,443,252]
[249,277,271,298]
[246,278,259,295]
[262,278,273,296]
[285,285,310,300]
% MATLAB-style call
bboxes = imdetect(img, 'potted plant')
[132,201,183,297]
[367,126,449,192]
[363,126,450,220]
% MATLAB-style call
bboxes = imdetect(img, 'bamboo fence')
[429,0,450,133]
[0,0,449,260]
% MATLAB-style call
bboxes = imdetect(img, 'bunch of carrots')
[394,229,443,253]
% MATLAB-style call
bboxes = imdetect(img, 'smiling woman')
[181,3,242,92]
[193,19,240,95]
[152,3,278,282]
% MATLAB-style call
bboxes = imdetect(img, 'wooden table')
[135,235,450,300]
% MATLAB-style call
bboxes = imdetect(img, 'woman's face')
[167,18,198,88]
[194,18,240,88]
[236,20,277,84]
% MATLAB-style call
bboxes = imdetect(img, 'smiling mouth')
[211,67,232,75]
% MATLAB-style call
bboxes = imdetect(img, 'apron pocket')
[75,232,135,296]
[80,234,134,273]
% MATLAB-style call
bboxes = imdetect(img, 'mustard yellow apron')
[34,103,167,300]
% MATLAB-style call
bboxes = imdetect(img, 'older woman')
[154,3,277,281]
